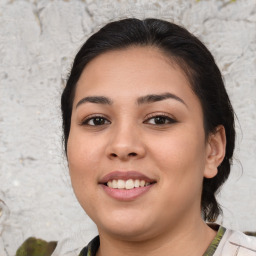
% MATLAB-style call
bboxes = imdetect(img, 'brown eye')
[145,115,176,125]
[153,116,168,125]
[82,116,110,126]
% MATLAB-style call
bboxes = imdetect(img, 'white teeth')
[125,179,134,190]
[134,179,140,188]
[140,180,145,187]
[117,180,125,189]
[112,179,118,188]
[107,179,152,189]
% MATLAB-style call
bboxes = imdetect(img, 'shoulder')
[215,228,256,256]
[227,230,256,255]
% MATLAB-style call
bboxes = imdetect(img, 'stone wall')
[0,0,255,255]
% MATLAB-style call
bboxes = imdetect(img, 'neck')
[96,218,217,256]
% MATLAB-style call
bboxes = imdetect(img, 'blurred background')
[0,0,255,255]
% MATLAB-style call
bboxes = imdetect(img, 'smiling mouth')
[99,171,157,190]
[99,171,156,200]
[104,179,155,190]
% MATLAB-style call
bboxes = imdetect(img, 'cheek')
[149,127,206,182]
[67,133,103,216]
[68,130,103,169]
[67,131,103,195]
[150,131,206,212]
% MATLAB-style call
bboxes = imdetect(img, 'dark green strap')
[203,226,226,256]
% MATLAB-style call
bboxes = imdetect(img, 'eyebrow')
[76,92,187,109]
[137,92,187,108]
[76,96,113,108]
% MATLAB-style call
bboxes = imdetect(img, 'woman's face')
[67,47,216,240]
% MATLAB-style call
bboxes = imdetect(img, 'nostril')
[109,152,137,158]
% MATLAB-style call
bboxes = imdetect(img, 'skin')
[67,46,226,256]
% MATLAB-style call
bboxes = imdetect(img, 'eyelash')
[80,115,111,126]
[80,113,177,127]
[143,113,177,125]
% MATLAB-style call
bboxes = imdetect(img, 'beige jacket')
[213,229,256,255]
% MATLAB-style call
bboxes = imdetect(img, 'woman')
[60,18,256,256]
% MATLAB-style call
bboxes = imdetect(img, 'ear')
[204,125,226,178]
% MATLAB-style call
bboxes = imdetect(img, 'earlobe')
[204,125,226,178]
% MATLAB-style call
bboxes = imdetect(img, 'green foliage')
[16,237,57,256]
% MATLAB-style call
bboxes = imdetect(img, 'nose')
[105,124,146,161]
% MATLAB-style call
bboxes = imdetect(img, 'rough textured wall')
[0,0,255,255]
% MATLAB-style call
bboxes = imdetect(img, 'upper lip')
[99,171,156,184]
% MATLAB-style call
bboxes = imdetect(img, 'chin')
[95,212,155,241]
[101,224,154,242]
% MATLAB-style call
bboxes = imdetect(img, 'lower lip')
[100,184,154,201]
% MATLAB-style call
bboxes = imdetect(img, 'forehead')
[74,46,198,107]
